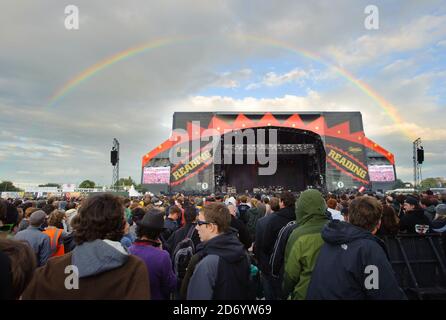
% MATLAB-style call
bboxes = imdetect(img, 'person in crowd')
[237,195,251,224]
[123,198,132,223]
[22,193,150,299]
[263,196,272,215]
[0,239,37,299]
[400,195,431,234]
[431,204,446,233]
[129,209,177,300]
[421,197,438,222]
[43,210,69,257]
[227,204,252,250]
[120,221,135,249]
[0,201,19,239]
[376,204,400,236]
[283,189,329,300]
[186,203,251,300]
[14,210,51,266]
[246,198,266,241]
[161,205,180,242]
[341,206,349,221]
[326,198,344,221]
[65,202,78,233]
[254,191,296,300]
[395,194,406,218]
[306,196,406,300]
[165,205,200,255]
[17,207,39,232]
[129,207,146,239]
[269,197,280,213]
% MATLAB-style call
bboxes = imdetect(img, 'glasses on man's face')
[196,220,211,226]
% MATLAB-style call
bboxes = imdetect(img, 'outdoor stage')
[141,112,396,194]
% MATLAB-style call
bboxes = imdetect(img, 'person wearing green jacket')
[283,189,329,300]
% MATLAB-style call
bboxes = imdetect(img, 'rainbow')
[48,36,196,106]
[47,34,413,140]
[239,35,413,139]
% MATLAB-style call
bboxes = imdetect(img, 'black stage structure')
[141,112,396,194]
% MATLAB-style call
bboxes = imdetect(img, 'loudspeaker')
[111,150,118,166]
[417,147,424,164]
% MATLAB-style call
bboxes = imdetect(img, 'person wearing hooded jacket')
[283,189,329,300]
[22,194,150,300]
[307,196,406,300]
[186,203,252,300]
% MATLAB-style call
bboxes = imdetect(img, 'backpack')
[269,220,298,279]
[173,226,196,279]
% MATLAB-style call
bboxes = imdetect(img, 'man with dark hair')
[420,197,437,222]
[227,204,252,250]
[22,193,150,299]
[400,195,431,234]
[237,195,251,224]
[161,205,180,241]
[186,203,251,300]
[165,206,200,255]
[307,196,406,300]
[254,191,296,300]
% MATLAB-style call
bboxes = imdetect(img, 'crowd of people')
[1,188,446,300]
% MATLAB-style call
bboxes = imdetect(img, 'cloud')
[246,68,308,90]
[210,68,252,88]
[326,14,446,67]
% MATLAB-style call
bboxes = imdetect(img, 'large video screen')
[368,165,395,182]
[143,166,170,184]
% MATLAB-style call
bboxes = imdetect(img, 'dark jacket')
[22,239,150,299]
[230,216,252,250]
[246,205,266,241]
[254,206,295,274]
[161,218,178,242]
[237,204,251,224]
[165,223,201,255]
[307,220,406,300]
[186,232,251,300]
[400,209,431,234]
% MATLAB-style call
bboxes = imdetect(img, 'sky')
[0,0,445,186]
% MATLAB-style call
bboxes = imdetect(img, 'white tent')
[128,185,141,197]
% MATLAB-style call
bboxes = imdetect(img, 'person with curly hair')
[22,193,151,299]
[0,239,36,299]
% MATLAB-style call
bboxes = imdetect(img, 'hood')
[295,189,328,226]
[322,220,377,245]
[203,231,247,264]
[72,239,129,278]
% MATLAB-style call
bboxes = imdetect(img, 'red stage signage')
[326,144,369,184]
